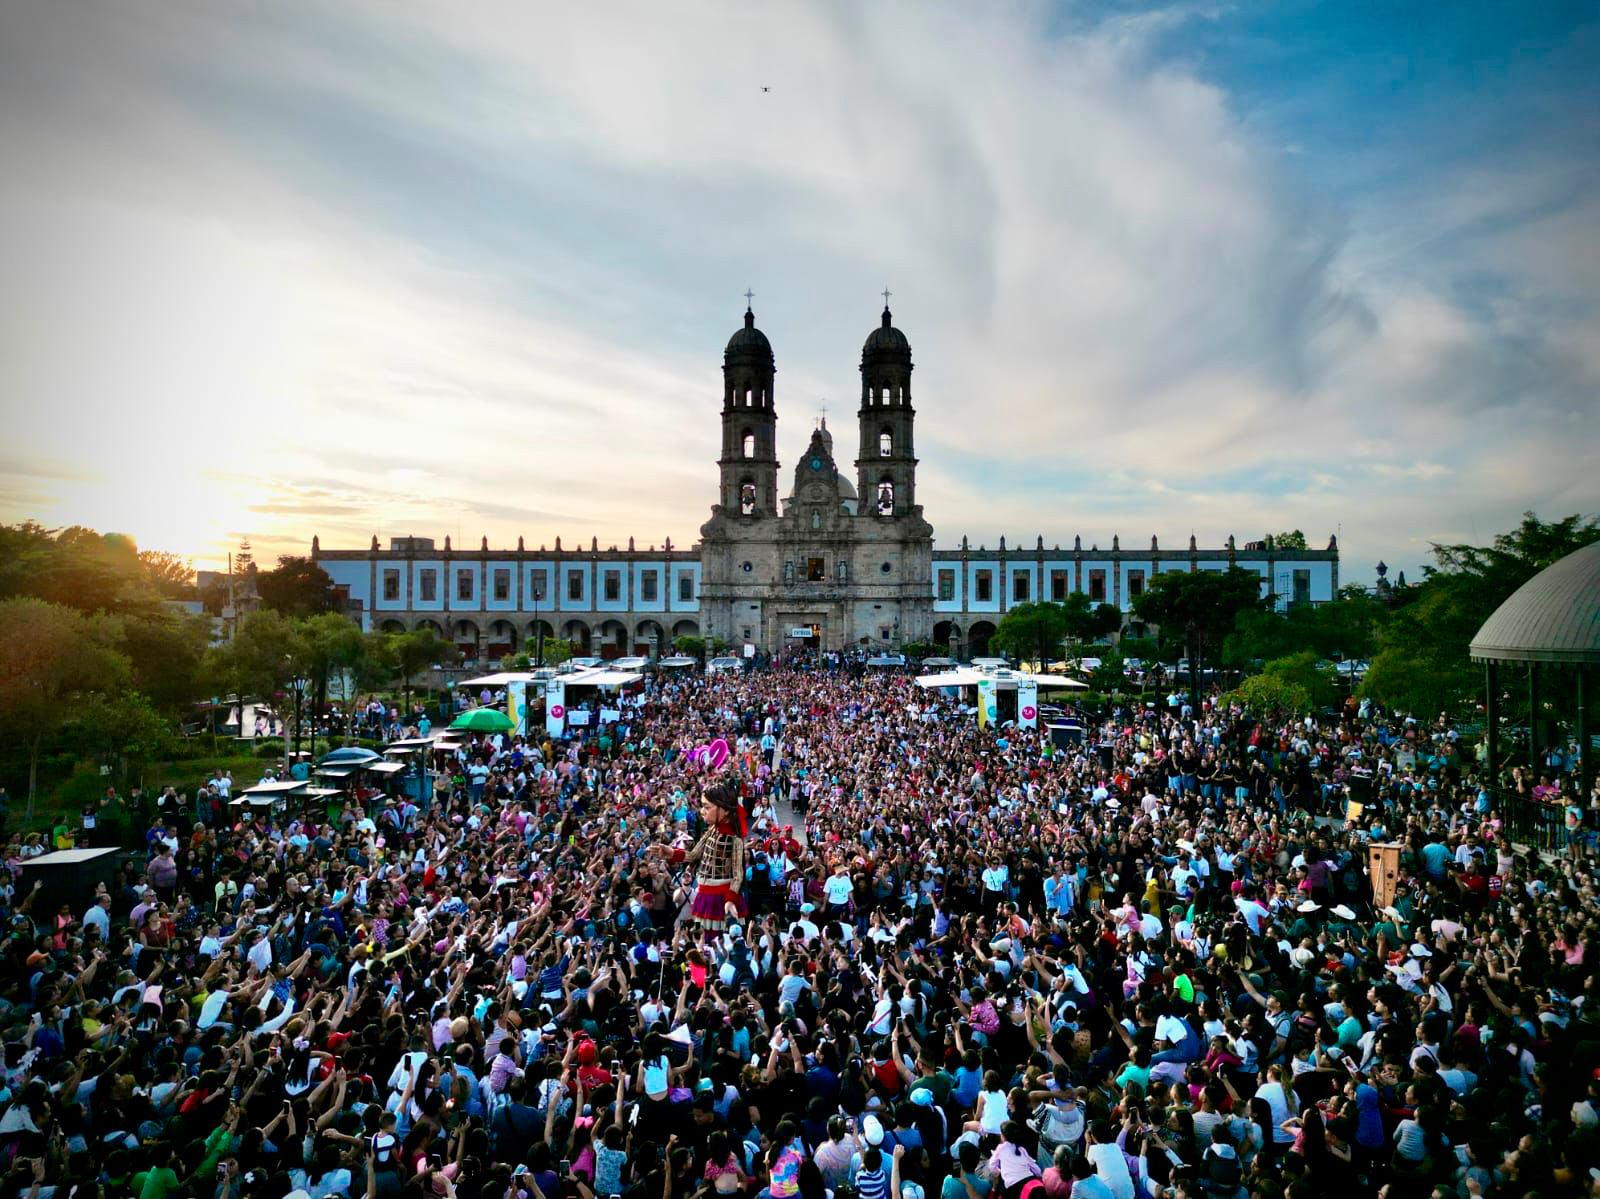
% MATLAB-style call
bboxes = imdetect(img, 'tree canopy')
[0,597,131,811]
[992,602,1069,665]
[1360,511,1600,718]
[257,555,341,616]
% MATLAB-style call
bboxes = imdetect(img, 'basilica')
[314,304,1339,658]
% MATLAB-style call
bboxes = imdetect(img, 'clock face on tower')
[809,457,822,471]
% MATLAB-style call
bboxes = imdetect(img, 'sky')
[1,1,1596,582]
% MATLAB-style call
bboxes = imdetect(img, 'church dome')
[725,308,772,360]
[863,307,910,358]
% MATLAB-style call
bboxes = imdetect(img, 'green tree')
[111,608,212,714]
[1231,673,1313,720]
[0,522,163,615]
[1273,530,1309,550]
[389,629,461,718]
[673,635,707,663]
[1086,602,1123,642]
[139,550,197,598]
[536,637,573,666]
[1221,591,1383,669]
[74,691,173,789]
[1260,651,1338,710]
[1090,649,1127,694]
[200,609,307,748]
[1361,512,1600,718]
[0,597,131,815]
[992,602,1069,667]
[1133,566,1267,706]
[296,612,366,746]
[257,556,340,616]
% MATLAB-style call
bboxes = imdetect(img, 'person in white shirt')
[246,928,273,974]
[1084,1123,1135,1199]
[823,867,854,917]
[981,859,1008,914]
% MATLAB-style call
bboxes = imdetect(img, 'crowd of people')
[2,661,1598,1199]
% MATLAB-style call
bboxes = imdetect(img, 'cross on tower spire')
[881,287,892,307]
[743,288,755,310]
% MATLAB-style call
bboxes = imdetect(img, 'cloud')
[0,0,1595,584]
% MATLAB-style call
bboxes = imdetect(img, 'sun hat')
[1331,905,1356,920]
[1297,901,1321,913]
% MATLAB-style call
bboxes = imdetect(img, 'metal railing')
[1495,788,1566,853]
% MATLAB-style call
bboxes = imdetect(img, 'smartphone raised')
[559,1160,571,1177]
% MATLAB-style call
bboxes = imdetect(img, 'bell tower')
[718,300,779,518]
[856,300,918,516]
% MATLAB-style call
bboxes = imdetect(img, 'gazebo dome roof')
[1469,540,1600,665]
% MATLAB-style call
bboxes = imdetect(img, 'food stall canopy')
[384,736,439,752]
[237,780,311,796]
[658,656,698,669]
[315,765,357,779]
[563,668,643,688]
[915,669,1087,691]
[458,671,544,687]
[298,787,344,799]
[230,794,279,807]
[365,760,407,775]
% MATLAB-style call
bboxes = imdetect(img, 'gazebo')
[1470,539,1600,794]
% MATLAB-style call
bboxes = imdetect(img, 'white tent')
[458,671,545,687]
[563,668,643,688]
[915,669,1086,691]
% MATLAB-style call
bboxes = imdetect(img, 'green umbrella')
[450,707,515,732]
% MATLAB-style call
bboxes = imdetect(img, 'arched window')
[879,427,893,457]
[741,430,755,459]
[877,479,895,516]
[740,480,756,516]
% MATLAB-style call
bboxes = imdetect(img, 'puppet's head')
[701,778,749,838]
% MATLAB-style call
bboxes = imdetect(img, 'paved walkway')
[769,735,808,846]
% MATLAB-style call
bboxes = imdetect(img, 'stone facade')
[699,304,934,652]
[314,304,1339,661]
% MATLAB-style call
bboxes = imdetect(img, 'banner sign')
[507,681,527,736]
[599,707,622,724]
[1017,678,1038,729]
[544,679,566,738]
[977,677,997,729]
